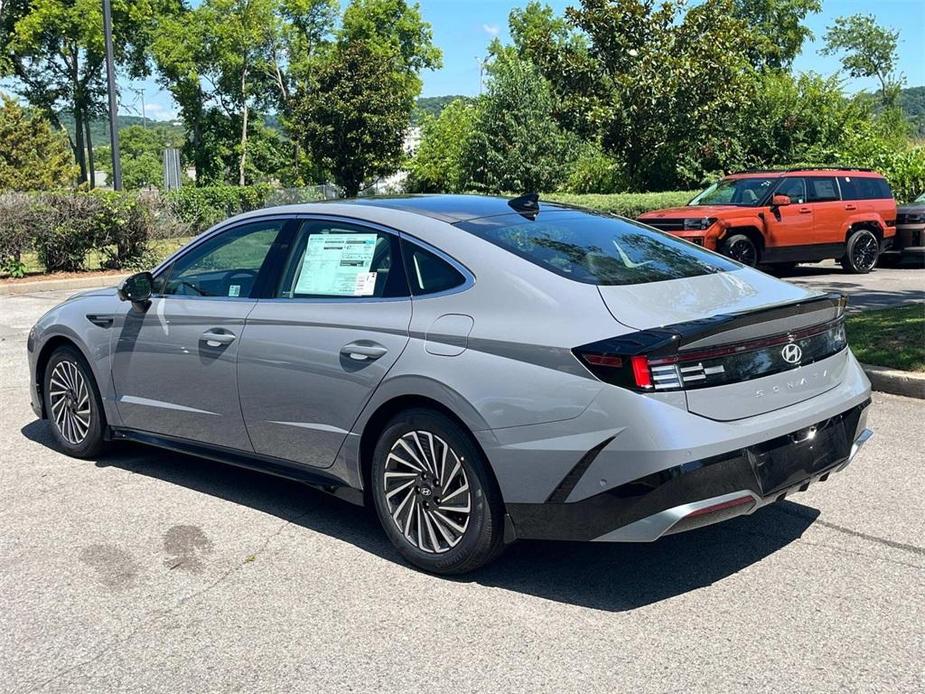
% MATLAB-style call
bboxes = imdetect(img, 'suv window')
[161,220,283,297]
[806,177,839,202]
[775,178,807,204]
[839,176,893,200]
[456,211,738,286]
[402,241,467,295]
[277,221,407,298]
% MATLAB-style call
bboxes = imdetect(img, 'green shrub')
[31,194,100,272]
[165,184,274,233]
[562,143,625,194]
[545,191,698,218]
[0,192,36,276]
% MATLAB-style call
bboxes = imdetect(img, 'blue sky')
[126,0,925,121]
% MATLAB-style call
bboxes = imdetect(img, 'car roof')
[322,194,575,223]
[727,168,883,179]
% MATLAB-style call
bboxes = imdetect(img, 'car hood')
[898,203,925,213]
[65,286,119,302]
[637,205,741,219]
[598,266,817,330]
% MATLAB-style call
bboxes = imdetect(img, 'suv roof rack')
[730,165,874,175]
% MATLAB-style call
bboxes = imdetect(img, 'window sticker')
[294,233,378,296]
[228,284,241,297]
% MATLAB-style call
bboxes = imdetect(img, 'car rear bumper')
[505,399,871,543]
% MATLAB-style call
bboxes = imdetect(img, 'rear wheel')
[841,229,880,274]
[721,234,759,267]
[43,346,106,458]
[371,408,505,574]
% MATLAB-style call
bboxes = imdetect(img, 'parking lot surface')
[780,259,924,311]
[1,287,923,693]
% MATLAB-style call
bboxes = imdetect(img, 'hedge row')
[0,185,327,277]
[0,187,692,277]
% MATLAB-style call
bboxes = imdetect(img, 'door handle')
[845,204,857,210]
[340,341,388,361]
[201,330,236,347]
[799,207,812,214]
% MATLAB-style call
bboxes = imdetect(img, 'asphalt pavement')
[0,287,923,693]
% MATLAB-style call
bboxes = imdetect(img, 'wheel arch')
[722,225,766,252]
[844,218,884,243]
[34,334,90,419]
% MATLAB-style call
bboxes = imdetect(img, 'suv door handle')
[799,207,812,214]
[845,203,857,210]
[340,341,388,361]
[201,330,236,347]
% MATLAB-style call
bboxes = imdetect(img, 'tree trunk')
[84,117,96,189]
[239,68,249,186]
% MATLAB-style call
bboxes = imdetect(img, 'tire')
[840,228,880,274]
[370,408,505,574]
[720,234,760,267]
[42,345,106,458]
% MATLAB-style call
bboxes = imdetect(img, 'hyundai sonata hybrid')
[27,194,873,574]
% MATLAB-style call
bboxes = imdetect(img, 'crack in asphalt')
[23,508,312,694]
[768,503,925,557]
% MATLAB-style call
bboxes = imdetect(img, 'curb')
[0,273,127,296]
[861,363,925,399]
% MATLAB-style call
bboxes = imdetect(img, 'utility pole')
[103,0,122,190]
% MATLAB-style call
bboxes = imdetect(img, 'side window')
[277,221,407,298]
[402,241,467,296]
[776,177,806,204]
[806,177,839,202]
[838,176,859,200]
[161,220,283,298]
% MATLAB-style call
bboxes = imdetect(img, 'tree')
[734,0,821,70]
[0,94,78,190]
[291,0,440,196]
[0,0,173,186]
[822,14,902,103]
[96,125,185,189]
[293,40,415,196]
[407,99,476,192]
[462,55,574,193]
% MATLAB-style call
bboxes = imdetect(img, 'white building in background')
[367,126,422,195]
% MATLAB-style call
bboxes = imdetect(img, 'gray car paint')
[27,199,872,536]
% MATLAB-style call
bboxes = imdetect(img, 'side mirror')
[117,271,153,305]
[771,194,791,207]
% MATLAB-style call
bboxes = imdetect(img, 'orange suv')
[637,168,897,273]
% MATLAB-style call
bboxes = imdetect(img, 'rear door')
[805,176,843,244]
[237,218,412,468]
[764,177,814,250]
[112,219,286,450]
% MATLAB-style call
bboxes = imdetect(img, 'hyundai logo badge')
[781,343,803,364]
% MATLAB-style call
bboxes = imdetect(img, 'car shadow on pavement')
[23,419,819,613]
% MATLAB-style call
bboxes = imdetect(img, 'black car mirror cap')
[117,271,154,307]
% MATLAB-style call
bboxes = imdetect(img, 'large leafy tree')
[462,55,574,193]
[734,0,821,70]
[822,14,903,104]
[0,94,78,190]
[407,98,476,193]
[291,0,440,196]
[0,0,174,186]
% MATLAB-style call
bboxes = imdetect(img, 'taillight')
[574,349,659,390]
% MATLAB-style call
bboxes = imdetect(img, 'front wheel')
[43,345,106,458]
[371,409,505,574]
[720,234,760,267]
[841,229,880,274]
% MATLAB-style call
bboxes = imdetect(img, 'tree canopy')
[0,95,78,191]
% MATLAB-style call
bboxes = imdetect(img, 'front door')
[765,176,814,252]
[111,219,286,451]
[238,219,412,468]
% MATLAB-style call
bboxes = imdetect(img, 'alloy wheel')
[852,232,878,271]
[728,239,757,266]
[383,430,471,554]
[49,360,91,445]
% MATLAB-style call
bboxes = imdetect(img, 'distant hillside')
[413,95,473,125]
[57,113,185,144]
[900,86,925,138]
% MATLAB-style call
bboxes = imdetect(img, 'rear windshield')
[456,211,738,285]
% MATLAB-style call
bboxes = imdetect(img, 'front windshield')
[689,177,775,207]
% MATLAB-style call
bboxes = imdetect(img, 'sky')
[123,0,925,121]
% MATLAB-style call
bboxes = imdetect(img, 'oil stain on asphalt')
[79,544,141,590]
[162,525,213,573]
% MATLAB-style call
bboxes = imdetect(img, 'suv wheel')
[721,234,759,267]
[43,345,106,458]
[841,229,880,274]
[371,408,505,574]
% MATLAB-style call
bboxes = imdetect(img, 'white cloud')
[482,23,499,36]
